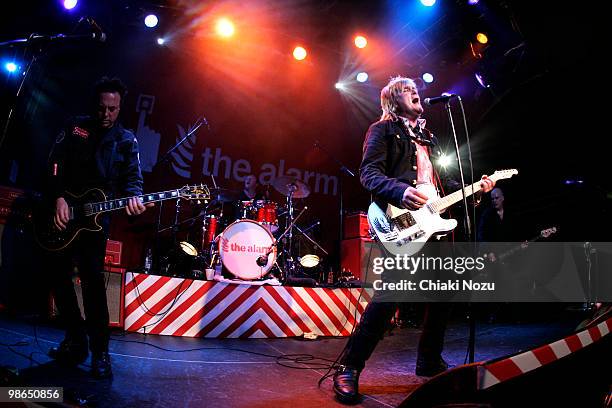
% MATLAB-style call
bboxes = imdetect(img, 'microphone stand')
[0,26,104,151]
[0,50,38,153]
[444,102,471,240]
[151,117,208,274]
[154,118,207,170]
[258,207,308,281]
[443,98,477,364]
[313,140,356,270]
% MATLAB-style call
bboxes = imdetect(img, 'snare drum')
[254,200,278,233]
[219,219,277,280]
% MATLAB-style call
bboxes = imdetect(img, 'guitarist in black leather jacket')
[333,76,495,403]
[46,77,150,379]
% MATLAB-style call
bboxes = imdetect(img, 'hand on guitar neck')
[39,185,209,251]
[54,195,153,230]
[125,197,155,216]
[401,175,496,211]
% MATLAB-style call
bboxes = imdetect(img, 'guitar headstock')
[490,169,518,182]
[180,184,211,201]
[540,227,557,238]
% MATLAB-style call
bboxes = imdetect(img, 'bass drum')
[219,219,276,280]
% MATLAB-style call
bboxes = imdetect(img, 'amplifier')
[341,238,383,281]
[343,212,370,239]
[105,240,123,265]
[50,267,126,327]
[0,185,31,224]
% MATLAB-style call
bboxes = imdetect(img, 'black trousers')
[340,296,449,371]
[48,229,109,354]
[341,239,454,371]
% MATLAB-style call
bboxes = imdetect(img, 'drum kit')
[161,176,327,283]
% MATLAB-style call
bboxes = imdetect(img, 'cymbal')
[210,187,241,202]
[272,176,310,198]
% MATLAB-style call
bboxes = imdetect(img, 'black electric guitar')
[33,184,210,251]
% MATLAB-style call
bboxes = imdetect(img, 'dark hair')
[94,76,127,100]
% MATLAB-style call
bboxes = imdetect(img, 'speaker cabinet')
[50,267,125,328]
[341,238,383,281]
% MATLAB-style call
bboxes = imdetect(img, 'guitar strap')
[95,125,122,197]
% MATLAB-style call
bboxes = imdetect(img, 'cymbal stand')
[294,225,328,256]
[273,204,308,280]
[281,184,301,277]
[172,198,182,275]
[286,185,296,249]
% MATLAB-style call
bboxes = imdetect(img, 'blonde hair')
[380,76,417,121]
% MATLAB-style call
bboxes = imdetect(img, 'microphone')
[256,255,268,267]
[256,244,276,266]
[423,94,458,106]
[81,16,107,42]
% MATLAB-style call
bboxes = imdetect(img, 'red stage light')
[354,35,367,49]
[216,18,235,38]
[293,46,307,61]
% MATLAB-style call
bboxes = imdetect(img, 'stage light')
[63,0,78,10]
[564,178,584,185]
[420,0,436,6]
[437,154,452,168]
[4,62,18,73]
[215,18,235,38]
[163,241,199,278]
[300,254,320,268]
[144,14,159,28]
[157,37,165,45]
[293,46,307,61]
[334,82,346,91]
[468,0,480,4]
[476,32,488,44]
[356,72,368,83]
[354,35,367,49]
[179,241,198,256]
[422,72,434,83]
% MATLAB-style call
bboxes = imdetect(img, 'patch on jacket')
[72,126,89,139]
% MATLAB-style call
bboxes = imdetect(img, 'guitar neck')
[86,189,182,215]
[498,229,555,261]
[428,171,515,213]
[429,180,483,213]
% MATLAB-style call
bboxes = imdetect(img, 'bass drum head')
[219,219,276,280]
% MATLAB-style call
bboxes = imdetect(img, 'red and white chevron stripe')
[123,273,372,338]
[479,315,612,389]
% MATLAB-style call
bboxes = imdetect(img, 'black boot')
[91,352,112,379]
[415,356,450,377]
[333,365,360,403]
[48,335,89,366]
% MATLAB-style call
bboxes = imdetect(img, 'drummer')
[239,174,269,202]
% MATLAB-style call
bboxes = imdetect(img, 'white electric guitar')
[367,169,518,256]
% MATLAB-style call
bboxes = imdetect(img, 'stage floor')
[0,310,584,407]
